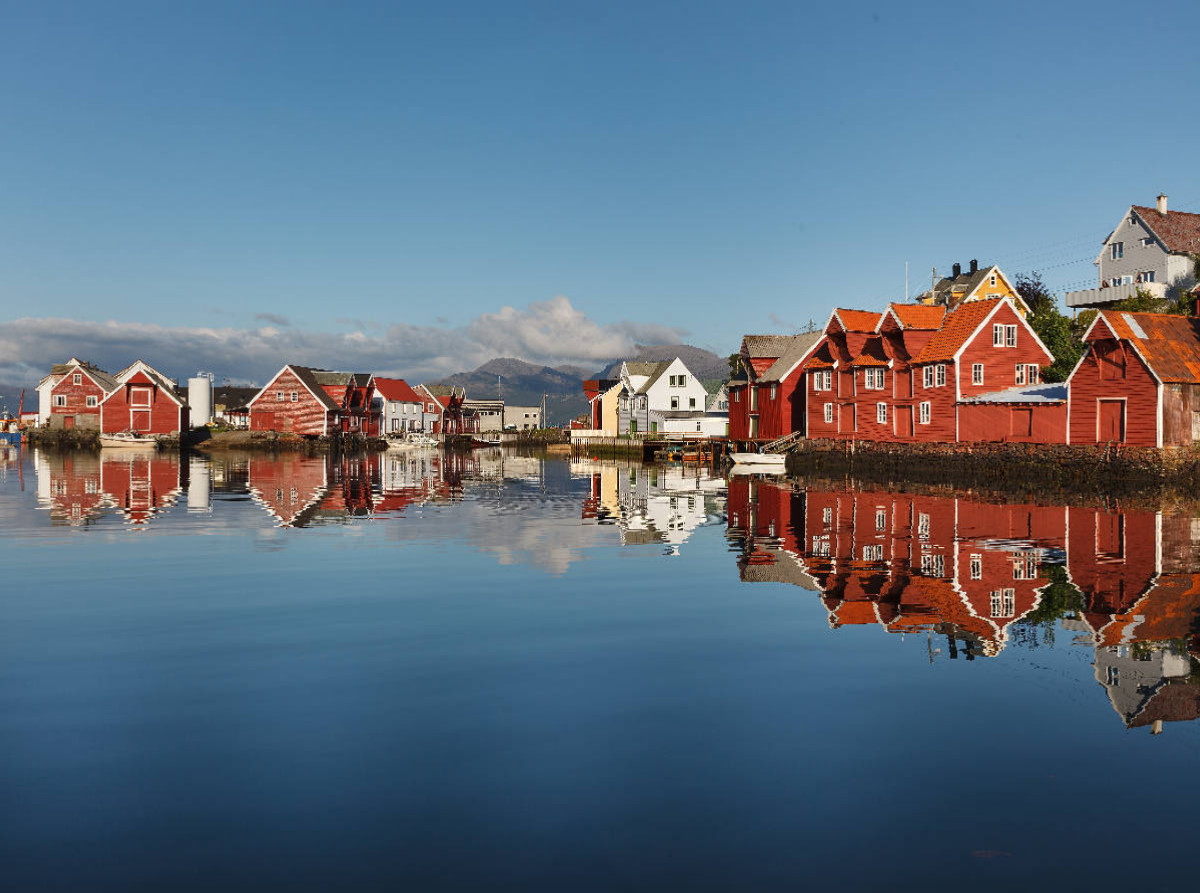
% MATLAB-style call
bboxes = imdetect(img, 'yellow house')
[918,260,1029,317]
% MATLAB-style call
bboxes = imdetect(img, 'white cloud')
[0,296,687,388]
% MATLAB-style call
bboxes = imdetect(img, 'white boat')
[100,432,158,449]
[387,433,439,450]
[730,452,787,473]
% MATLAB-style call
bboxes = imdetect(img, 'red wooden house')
[45,360,119,430]
[1066,310,1200,447]
[728,333,822,441]
[249,365,379,437]
[802,309,882,439]
[907,297,1057,443]
[100,360,189,435]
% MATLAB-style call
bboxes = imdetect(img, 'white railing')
[1065,281,1166,308]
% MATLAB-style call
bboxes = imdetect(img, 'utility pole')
[905,260,909,301]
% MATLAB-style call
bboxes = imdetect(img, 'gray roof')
[624,360,666,378]
[289,366,342,411]
[742,334,796,358]
[310,370,351,387]
[701,378,727,395]
[636,362,674,394]
[760,332,823,382]
[967,382,1067,404]
[923,265,993,304]
[740,546,820,590]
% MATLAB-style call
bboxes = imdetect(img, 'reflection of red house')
[100,452,183,525]
[248,453,331,526]
[38,452,108,525]
[101,360,189,435]
[249,365,379,437]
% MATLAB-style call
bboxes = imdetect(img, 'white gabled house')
[616,358,716,437]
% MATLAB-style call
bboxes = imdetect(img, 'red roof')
[373,377,424,403]
[833,309,883,333]
[910,299,1003,364]
[1132,206,1200,255]
[885,303,946,331]
[1096,311,1200,384]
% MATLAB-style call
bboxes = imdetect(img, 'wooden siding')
[1162,383,1200,447]
[1068,342,1158,446]
[957,302,1051,401]
[47,371,106,430]
[101,371,186,435]
[250,369,332,436]
[957,402,1068,444]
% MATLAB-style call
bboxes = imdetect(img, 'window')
[391,419,400,432]
[876,402,887,424]
[919,401,931,425]
[864,368,884,390]
[989,274,997,287]
[972,363,984,385]
[1027,365,1039,384]
[823,370,832,391]
[1139,270,1155,283]
[428,403,435,412]
[822,507,833,526]
[54,394,66,407]
[990,588,1016,618]
[1005,325,1017,348]
[923,366,934,388]
[1013,554,1038,580]
[935,364,946,387]
[875,509,887,531]
[824,403,833,424]
[863,544,884,561]
[812,536,831,557]
[917,512,930,538]
[696,422,702,432]
[733,389,740,403]
[676,374,687,387]
[131,388,151,407]
[290,391,299,402]
[276,391,284,402]
[689,397,696,409]
[1016,365,1026,386]
[993,324,1004,347]
[1111,241,1124,260]
[970,554,982,580]
[72,373,82,385]
[769,385,777,400]
[85,395,98,408]
[349,417,359,429]
[670,396,679,410]
[921,553,945,576]
[1141,237,1155,248]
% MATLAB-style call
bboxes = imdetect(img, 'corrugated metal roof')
[1099,311,1200,384]
[967,382,1067,404]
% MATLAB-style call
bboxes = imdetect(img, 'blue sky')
[2,0,1198,384]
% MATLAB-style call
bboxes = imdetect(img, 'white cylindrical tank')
[187,455,211,513]
[188,375,214,427]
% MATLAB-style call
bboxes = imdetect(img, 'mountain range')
[429,344,730,423]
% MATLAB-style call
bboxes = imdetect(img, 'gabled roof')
[1093,311,1200,384]
[623,361,664,377]
[759,332,824,382]
[1132,205,1200,255]
[350,373,373,388]
[879,303,946,331]
[110,360,187,406]
[373,377,425,403]
[910,299,1004,365]
[54,360,119,394]
[249,365,341,411]
[832,309,882,333]
[636,362,674,394]
[310,370,352,387]
[741,334,796,358]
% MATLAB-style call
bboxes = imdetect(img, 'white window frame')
[54,394,67,407]
[935,364,946,387]
[972,363,983,386]
[970,554,982,580]
[876,402,887,424]
[85,395,98,408]
[993,324,1004,347]
[923,366,934,388]
[1005,325,1017,348]
[1016,365,1026,386]
[670,396,679,410]
[769,385,777,400]
[290,391,299,403]
[989,274,997,287]
[919,401,931,425]
[1111,241,1123,260]
[1027,365,1039,385]
[276,391,284,402]
[823,403,833,424]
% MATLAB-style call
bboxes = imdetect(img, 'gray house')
[1066,194,1200,308]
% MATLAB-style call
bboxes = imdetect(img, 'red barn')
[45,361,118,430]
[100,360,189,435]
[249,365,379,437]
[1067,310,1200,447]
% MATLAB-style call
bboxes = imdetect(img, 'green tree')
[1016,272,1083,382]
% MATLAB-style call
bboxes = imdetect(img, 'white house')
[373,377,426,435]
[1066,194,1200,308]
[616,358,714,437]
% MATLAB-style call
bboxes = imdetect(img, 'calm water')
[1,445,1198,890]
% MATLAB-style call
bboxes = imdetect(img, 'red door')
[1098,400,1125,443]
[63,415,74,430]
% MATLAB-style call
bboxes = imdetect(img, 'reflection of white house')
[614,463,726,551]
[1066,194,1200,308]
[1087,641,1193,731]
[616,358,719,437]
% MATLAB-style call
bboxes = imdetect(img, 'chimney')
[969,259,978,274]
[1157,193,1168,215]
[952,262,962,278]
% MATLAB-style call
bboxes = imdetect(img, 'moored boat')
[730,452,787,473]
[100,431,159,449]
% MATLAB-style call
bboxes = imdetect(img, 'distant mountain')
[429,346,732,425]
[592,344,730,381]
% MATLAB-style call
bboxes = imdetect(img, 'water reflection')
[727,476,1200,732]
[22,447,1200,732]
